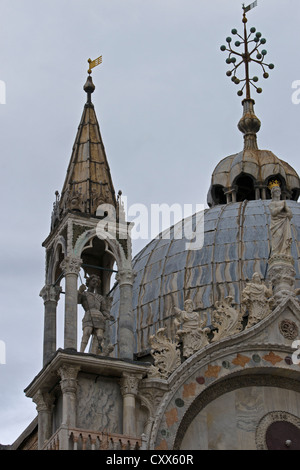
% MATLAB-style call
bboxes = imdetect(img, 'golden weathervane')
[87,55,103,74]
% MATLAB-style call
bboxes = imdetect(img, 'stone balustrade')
[43,426,145,450]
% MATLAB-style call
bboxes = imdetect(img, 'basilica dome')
[111,97,300,358]
[111,198,300,356]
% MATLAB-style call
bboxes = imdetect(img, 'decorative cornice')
[24,349,150,399]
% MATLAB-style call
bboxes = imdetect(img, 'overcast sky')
[1,0,300,445]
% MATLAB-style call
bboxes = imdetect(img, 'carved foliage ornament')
[32,390,54,413]
[58,365,80,394]
[211,296,242,341]
[39,284,62,303]
[60,257,82,275]
[119,373,142,397]
[148,328,181,380]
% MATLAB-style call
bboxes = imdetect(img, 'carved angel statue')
[78,274,115,356]
[269,182,293,257]
[211,296,242,342]
[241,272,274,329]
[148,328,181,379]
[174,299,210,358]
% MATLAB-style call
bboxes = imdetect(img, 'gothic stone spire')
[53,75,117,228]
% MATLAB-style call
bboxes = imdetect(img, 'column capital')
[40,284,62,303]
[60,256,82,276]
[119,372,142,397]
[115,269,136,286]
[33,390,54,413]
[58,364,81,394]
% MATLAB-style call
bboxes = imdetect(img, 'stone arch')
[210,184,226,206]
[149,346,300,450]
[233,173,256,202]
[47,236,67,285]
[173,370,300,449]
[73,228,128,269]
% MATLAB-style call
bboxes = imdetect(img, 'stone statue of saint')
[269,184,293,256]
[241,272,273,328]
[174,299,210,358]
[78,274,114,355]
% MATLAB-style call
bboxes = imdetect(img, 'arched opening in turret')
[235,174,255,202]
[211,185,227,205]
[291,188,300,202]
[80,236,116,296]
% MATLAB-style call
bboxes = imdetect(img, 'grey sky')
[1,0,300,444]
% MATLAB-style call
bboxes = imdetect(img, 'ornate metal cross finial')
[220,3,274,99]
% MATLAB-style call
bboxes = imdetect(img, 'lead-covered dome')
[111,199,300,356]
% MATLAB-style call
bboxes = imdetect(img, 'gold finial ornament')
[268,179,281,190]
[87,55,103,74]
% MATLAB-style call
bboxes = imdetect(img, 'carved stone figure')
[148,328,181,379]
[211,296,242,341]
[241,272,273,329]
[269,184,293,257]
[174,299,210,358]
[78,274,114,355]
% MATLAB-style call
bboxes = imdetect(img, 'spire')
[220,2,275,150]
[53,67,117,228]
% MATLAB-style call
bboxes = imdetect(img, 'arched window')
[235,174,255,202]
[211,185,226,205]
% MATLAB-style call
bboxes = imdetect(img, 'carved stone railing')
[43,426,146,450]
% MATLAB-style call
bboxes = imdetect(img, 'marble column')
[33,390,54,449]
[60,257,82,351]
[58,364,80,429]
[116,269,135,360]
[40,284,62,366]
[120,373,142,436]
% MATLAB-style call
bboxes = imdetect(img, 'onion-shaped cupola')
[207,7,300,207]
